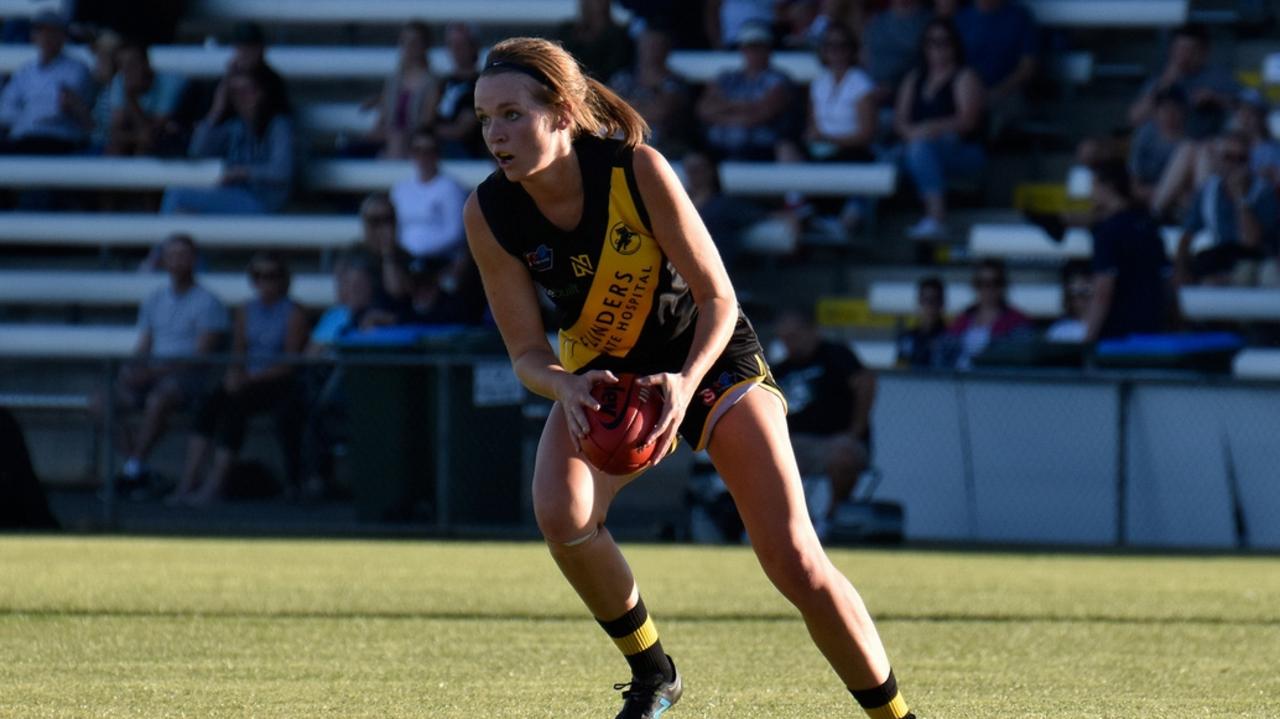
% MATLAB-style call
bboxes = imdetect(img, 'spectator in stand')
[104,233,230,496]
[1235,93,1280,188]
[705,0,776,49]
[1175,131,1280,286]
[1044,261,1092,343]
[1083,160,1170,342]
[1129,87,1188,209]
[556,0,634,82]
[947,258,1032,368]
[350,192,411,303]
[803,22,877,162]
[895,18,986,240]
[393,256,488,326]
[168,252,308,507]
[1128,24,1236,132]
[953,0,1039,138]
[895,275,949,368]
[217,22,291,116]
[682,148,765,267]
[697,21,797,161]
[89,30,122,98]
[160,66,296,214]
[778,0,824,49]
[390,128,468,263]
[0,11,95,154]
[608,25,693,157]
[772,307,877,535]
[433,22,484,159]
[299,256,383,500]
[364,20,438,159]
[862,0,932,99]
[95,41,188,156]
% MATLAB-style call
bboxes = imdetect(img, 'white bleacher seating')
[851,340,896,370]
[0,156,897,197]
[968,223,1212,262]
[0,44,822,84]
[1233,348,1280,380]
[0,324,136,359]
[0,0,62,16]
[869,280,1280,323]
[0,213,359,250]
[0,270,334,307]
[870,281,1063,318]
[189,0,626,25]
[1024,0,1188,27]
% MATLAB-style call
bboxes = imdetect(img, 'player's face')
[475,73,566,182]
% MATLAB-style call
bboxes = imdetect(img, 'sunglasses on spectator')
[926,35,953,46]
[822,40,852,49]
[252,269,285,280]
[411,143,438,154]
[973,277,1003,289]
[363,213,394,224]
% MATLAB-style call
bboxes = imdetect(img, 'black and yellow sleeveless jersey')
[477,135,761,375]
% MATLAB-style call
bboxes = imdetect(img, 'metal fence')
[5,351,1279,550]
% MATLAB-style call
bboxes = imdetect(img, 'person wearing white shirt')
[390,128,468,261]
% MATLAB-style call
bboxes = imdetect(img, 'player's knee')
[533,500,599,548]
[758,539,832,606]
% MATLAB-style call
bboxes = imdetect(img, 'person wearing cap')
[0,11,96,153]
[696,21,798,161]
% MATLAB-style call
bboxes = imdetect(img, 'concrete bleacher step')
[0,270,334,307]
[0,213,360,250]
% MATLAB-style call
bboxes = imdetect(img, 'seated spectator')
[556,0,634,81]
[160,66,296,214]
[299,257,384,499]
[696,22,797,161]
[213,22,291,116]
[1044,261,1092,343]
[390,129,468,265]
[95,41,188,156]
[169,252,308,506]
[705,0,776,49]
[682,149,765,266]
[433,22,485,159]
[1084,160,1170,342]
[862,0,932,98]
[393,256,488,326]
[804,22,877,162]
[351,192,411,303]
[1128,24,1236,132]
[947,258,1032,368]
[1129,87,1188,208]
[608,25,693,157]
[1175,131,1280,286]
[89,29,122,99]
[953,0,1039,137]
[1235,93,1280,187]
[363,20,438,159]
[0,11,95,154]
[102,233,230,496]
[778,0,823,50]
[895,275,949,368]
[894,18,986,240]
[772,307,877,535]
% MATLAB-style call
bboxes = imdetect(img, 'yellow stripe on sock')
[612,615,659,656]
[865,693,911,719]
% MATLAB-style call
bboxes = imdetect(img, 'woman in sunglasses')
[168,252,309,507]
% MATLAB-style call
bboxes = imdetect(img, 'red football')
[581,374,664,475]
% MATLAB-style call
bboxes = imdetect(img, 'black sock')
[597,597,674,682]
[851,669,914,719]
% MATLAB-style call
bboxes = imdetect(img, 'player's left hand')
[635,371,694,464]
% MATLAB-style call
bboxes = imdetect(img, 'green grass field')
[1,536,1277,718]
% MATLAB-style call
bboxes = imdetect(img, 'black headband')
[481,59,552,88]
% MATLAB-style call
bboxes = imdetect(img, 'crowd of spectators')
[4,2,1280,504]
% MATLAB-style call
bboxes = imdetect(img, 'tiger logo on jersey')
[611,223,641,255]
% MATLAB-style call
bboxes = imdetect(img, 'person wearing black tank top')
[894,18,986,241]
[463,37,917,719]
